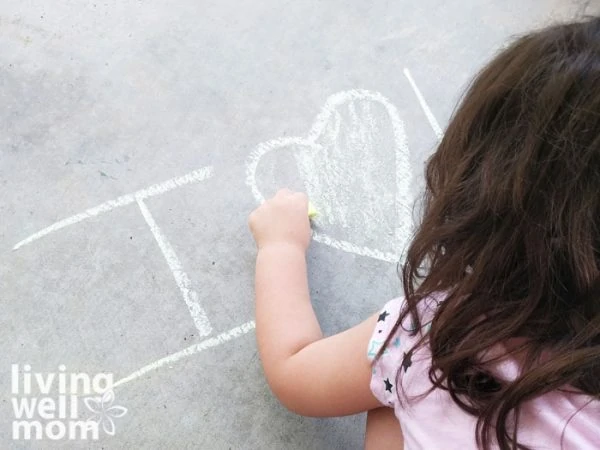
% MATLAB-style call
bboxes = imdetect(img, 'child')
[248,17,600,450]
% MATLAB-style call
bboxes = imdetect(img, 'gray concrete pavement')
[1,1,597,448]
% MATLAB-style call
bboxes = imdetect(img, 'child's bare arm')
[249,190,382,416]
[254,242,322,375]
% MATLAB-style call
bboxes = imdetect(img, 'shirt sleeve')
[367,297,407,407]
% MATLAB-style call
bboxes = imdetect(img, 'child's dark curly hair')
[382,17,600,450]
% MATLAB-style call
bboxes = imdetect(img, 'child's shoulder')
[366,294,442,408]
[372,291,446,337]
[367,292,446,371]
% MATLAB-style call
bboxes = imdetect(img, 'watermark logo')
[11,364,127,441]
[83,389,127,436]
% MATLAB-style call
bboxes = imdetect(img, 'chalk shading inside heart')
[247,90,413,263]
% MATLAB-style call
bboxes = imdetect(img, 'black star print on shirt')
[402,350,413,373]
[384,378,393,392]
[378,311,390,322]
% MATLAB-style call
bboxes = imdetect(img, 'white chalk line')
[245,89,412,264]
[246,137,306,204]
[112,320,255,389]
[13,166,214,250]
[403,68,444,140]
[136,197,212,337]
[312,233,398,263]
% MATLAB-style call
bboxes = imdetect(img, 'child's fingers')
[275,188,294,199]
[293,191,308,203]
[271,189,308,209]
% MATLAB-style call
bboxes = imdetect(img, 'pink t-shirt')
[368,295,600,449]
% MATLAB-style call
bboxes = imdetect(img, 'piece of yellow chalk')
[308,202,318,219]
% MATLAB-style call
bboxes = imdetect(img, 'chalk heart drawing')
[247,90,413,263]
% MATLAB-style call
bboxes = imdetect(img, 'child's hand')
[249,189,311,252]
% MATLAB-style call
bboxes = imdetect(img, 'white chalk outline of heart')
[246,89,412,264]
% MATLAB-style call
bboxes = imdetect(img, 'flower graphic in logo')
[84,390,127,436]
